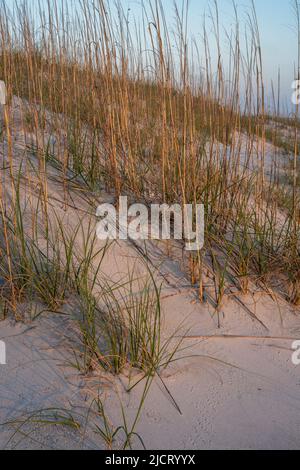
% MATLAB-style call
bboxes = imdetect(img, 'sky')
[11,0,299,112]
[123,0,298,111]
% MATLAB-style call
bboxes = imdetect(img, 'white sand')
[0,98,300,450]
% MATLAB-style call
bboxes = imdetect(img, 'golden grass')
[0,0,299,313]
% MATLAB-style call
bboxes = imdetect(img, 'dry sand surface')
[0,98,300,450]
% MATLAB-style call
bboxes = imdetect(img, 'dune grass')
[0,0,299,450]
[0,0,298,308]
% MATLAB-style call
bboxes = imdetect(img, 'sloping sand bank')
[0,98,300,450]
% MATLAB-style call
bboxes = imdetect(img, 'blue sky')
[20,0,299,110]
[124,0,297,110]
